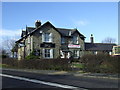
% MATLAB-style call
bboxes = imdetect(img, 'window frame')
[45,49,50,58]
[42,33,53,43]
[61,37,65,44]
[74,50,79,58]
[43,49,53,59]
[73,36,78,44]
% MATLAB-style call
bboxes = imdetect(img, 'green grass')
[0,64,10,68]
[71,63,84,69]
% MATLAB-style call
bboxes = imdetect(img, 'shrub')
[2,58,71,71]
[81,53,119,73]
[2,58,18,68]
[25,52,39,60]
[100,56,120,73]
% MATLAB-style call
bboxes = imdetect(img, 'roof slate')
[56,28,76,36]
[26,27,35,33]
[56,28,85,38]
[16,21,85,43]
[85,43,116,51]
[21,31,26,37]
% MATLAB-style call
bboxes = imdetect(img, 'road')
[1,69,119,90]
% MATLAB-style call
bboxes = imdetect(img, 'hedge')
[2,58,71,71]
[81,53,120,73]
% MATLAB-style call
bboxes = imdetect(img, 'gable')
[32,23,61,37]
[16,21,85,43]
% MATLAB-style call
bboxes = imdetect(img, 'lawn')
[71,63,84,69]
[0,63,9,68]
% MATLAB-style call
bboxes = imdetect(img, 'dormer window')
[69,31,72,36]
[61,37,65,44]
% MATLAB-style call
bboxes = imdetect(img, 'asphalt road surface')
[1,69,119,90]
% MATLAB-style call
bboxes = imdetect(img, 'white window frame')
[43,49,53,58]
[73,36,78,44]
[30,37,33,50]
[60,50,64,58]
[74,50,79,58]
[42,33,53,43]
[93,51,97,55]
[61,37,65,44]
[28,36,30,43]
[109,52,112,55]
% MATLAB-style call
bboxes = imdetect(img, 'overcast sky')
[1,2,118,44]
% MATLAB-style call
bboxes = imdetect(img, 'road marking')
[0,74,86,90]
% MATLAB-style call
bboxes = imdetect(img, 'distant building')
[15,20,116,60]
[85,34,116,55]
[112,45,120,56]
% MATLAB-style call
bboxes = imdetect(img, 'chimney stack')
[35,20,41,28]
[90,34,94,43]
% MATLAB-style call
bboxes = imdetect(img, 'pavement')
[1,68,119,80]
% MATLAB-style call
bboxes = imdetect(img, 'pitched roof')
[56,28,85,38]
[16,21,85,43]
[21,31,26,37]
[85,42,116,51]
[26,27,35,33]
[56,28,75,36]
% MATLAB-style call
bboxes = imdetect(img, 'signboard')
[68,44,80,48]
[40,43,55,48]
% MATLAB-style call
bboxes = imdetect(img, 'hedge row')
[81,53,120,73]
[2,54,120,73]
[2,58,71,71]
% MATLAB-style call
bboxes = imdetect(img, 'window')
[43,49,53,58]
[74,50,79,58]
[28,36,30,43]
[45,33,50,42]
[61,37,65,44]
[60,50,64,58]
[45,49,50,58]
[114,46,120,54]
[109,52,112,55]
[73,36,78,44]
[93,51,98,55]
[42,33,52,42]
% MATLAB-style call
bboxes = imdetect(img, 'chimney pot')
[35,20,41,28]
[90,34,94,43]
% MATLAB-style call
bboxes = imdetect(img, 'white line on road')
[1,74,86,90]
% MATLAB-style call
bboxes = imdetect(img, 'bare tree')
[0,48,9,58]
[2,38,16,57]
[102,37,116,43]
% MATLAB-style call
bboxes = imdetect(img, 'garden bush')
[2,58,18,68]
[25,52,39,60]
[2,58,71,71]
[81,53,120,73]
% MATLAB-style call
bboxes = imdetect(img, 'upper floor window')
[73,36,78,44]
[61,37,65,44]
[42,33,53,42]
[28,36,30,43]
